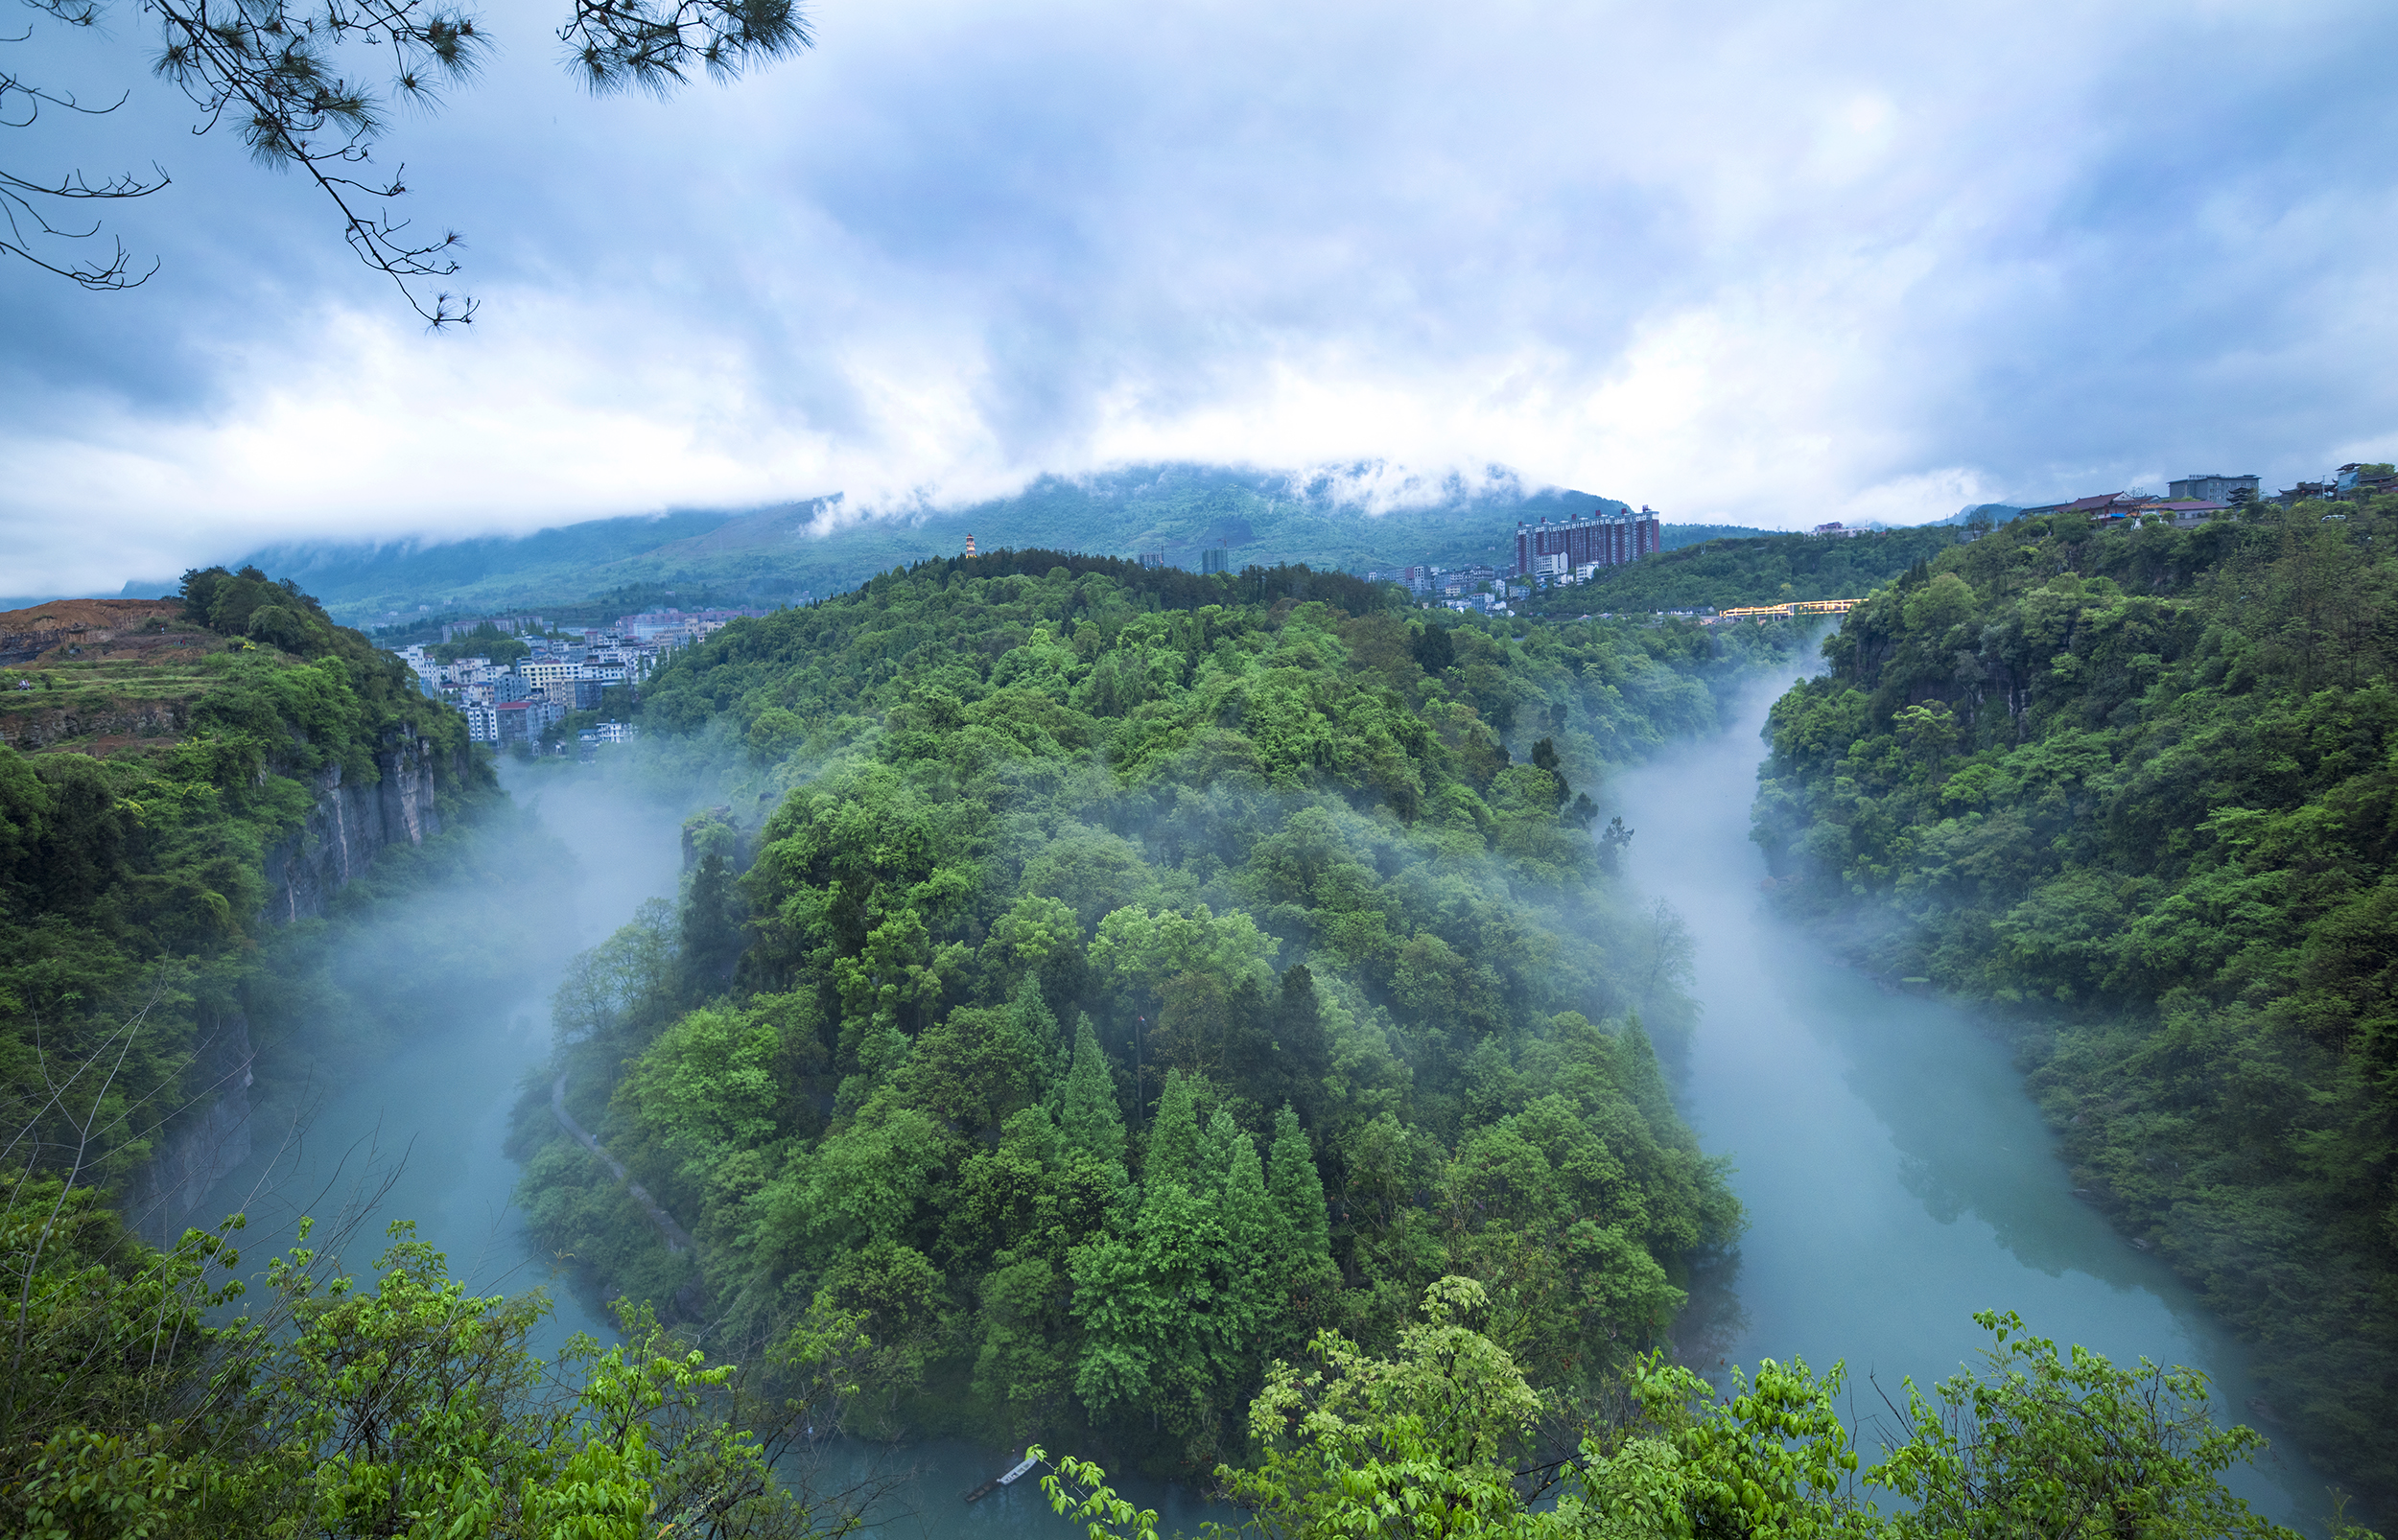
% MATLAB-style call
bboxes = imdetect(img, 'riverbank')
[1613,664,2356,1535]
[194,762,689,1362]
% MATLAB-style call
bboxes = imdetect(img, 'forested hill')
[0,567,496,1202]
[1521,523,1963,618]
[518,551,1799,1468]
[1752,499,2398,1496]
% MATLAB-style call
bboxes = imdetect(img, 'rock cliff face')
[144,732,457,1234]
[2,695,193,751]
[260,734,446,921]
[134,1004,257,1238]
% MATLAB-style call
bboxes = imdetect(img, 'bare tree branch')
[2,0,811,316]
[0,48,168,287]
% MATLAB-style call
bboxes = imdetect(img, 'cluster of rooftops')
[2018,465,2393,524]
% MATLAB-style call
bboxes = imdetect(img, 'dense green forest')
[5,554,2369,1537]
[0,568,506,1197]
[515,551,1802,1471]
[1751,499,2398,1496]
[1520,525,1965,618]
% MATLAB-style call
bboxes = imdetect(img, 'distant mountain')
[194,463,1655,630]
[28,465,1803,630]
[1937,502,2024,526]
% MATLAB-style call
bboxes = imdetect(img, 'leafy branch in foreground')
[1046,1279,2381,1540]
[3,1178,896,1536]
[4,0,811,319]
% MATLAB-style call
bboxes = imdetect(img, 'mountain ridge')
[27,463,1804,626]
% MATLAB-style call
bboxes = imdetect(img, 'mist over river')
[206,764,686,1361]
[194,668,2353,1538]
[200,761,1226,1539]
[1611,660,2351,1535]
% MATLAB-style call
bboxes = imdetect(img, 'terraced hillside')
[1,598,239,754]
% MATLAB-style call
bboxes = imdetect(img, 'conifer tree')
[1143,1070,1202,1193]
[1009,972,1066,1080]
[1219,1117,1271,1257]
[1213,1114,1277,1385]
[1201,1105,1244,1193]
[1060,1015,1128,1174]
[1267,1103,1331,1262]
[1265,1102,1342,1351]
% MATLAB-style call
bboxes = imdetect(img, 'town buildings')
[397,604,765,746]
[2017,488,2229,525]
[1365,565,1446,598]
[1364,505,1666,613]
[2169,473,2259,502]
[493,697,564,745]
[2020,467,2393,524]
[1515,506,1662,580]
[618,607,763,643]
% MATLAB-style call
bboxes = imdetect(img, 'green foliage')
[1520,525,1965,618]
[1046,1288,2364,1540]
[520,556,1799,1463]
[0,1178,880,1538]
[1872,1311,2295,1540]
[1751,497,2398,1496]
[429,621,534,665]
[1219,1275,1553,1540]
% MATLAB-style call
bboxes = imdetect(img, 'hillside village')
[394,605,766,752]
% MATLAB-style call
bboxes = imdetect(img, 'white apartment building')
[518,660,579,694]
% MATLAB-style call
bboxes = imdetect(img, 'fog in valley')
[1613,661,2337,1532]
[187,761,688,1360]
[140,650,2352,1537]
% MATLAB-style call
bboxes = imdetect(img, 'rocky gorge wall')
[260,734,448,922]
[132,1004,258,1239]
[1,694,194,752]
[142,731,464,1235]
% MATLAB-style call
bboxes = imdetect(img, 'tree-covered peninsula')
[517,552,1798,1467]
[3,552,2373,1537]
[1752,496,2398,1496]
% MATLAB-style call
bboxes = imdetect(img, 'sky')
[5,0,2397,595]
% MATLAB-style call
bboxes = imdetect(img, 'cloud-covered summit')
[4,0,2394,595]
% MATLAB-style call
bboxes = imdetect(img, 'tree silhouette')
[4,0,811,321]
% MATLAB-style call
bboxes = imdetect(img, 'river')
[201,675,2352,1537]
[1609,659,2350,1535]
[205,764,682,1361]
[202,760,1221,1540]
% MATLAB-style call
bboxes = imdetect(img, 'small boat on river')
[963,1454,1041,1504]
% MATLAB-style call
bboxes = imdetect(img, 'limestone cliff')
[133,1004,257,1238]
[260,734,448,921]
[145,731,462,1234]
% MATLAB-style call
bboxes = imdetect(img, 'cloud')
[4,0,2396,593]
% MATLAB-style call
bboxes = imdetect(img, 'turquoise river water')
[1611,662,2347,1534]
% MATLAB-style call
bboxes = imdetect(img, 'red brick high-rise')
[1516,506,1660,578]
